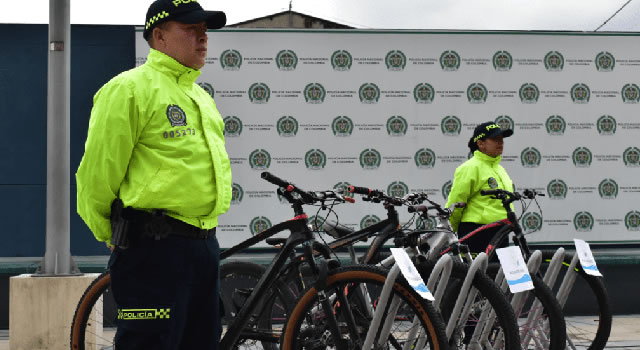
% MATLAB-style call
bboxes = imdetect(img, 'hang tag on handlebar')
[496,246,534,293]
[573,239,603,277]
[390,248,434,301]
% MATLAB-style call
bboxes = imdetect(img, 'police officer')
[446,121,514,252]
[76,1,231,348]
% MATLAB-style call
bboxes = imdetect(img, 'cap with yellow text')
[144,0,226,40]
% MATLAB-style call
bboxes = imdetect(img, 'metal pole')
[36,0,79,276]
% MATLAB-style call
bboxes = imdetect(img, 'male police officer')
[76,0,231,348]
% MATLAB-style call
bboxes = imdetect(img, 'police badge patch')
[166,105,187,127]
[488,177,498,189]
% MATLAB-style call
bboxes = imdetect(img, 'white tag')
[574,239,603,277]
[390,248,434,300]
[496,246,535,293]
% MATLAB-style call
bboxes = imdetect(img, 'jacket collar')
[473,150,502,165]
[146,48,202,87]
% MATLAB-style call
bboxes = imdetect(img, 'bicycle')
[468,188,611,350]
[70,172,449,350]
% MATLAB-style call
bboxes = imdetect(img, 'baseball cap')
[467,121,514,151]
[144,0,227,40]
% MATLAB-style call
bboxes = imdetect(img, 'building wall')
[230,12,352,29]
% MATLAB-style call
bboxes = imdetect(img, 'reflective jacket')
[76,49,232,242]
[446,150,513,232]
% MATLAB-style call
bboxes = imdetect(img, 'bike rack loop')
[445,252,488,339]
[362,264,401,350]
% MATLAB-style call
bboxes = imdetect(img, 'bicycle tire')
[540,250,612,350]
[220,261,296,350]
[419,260,521,350]
[70,271,117,350]
[280,264,449,350]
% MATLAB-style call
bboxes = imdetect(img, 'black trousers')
[108,233,221,349]
[457,222,508,254]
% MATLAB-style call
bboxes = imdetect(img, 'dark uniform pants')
[109,233,221,349]
[458,222,508,254]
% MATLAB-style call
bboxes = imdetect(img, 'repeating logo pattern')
[416,216,438,230]
[495,115,514,131]
[359,83,381,104]
[220,49,242,70]
[467,83,488,103]
[387,181,409,198]
[305,149,327,170]
[197,82,214,98]
[570,83,590,103]
[331,50,353,71]
[493,51,513,71]
[248,82,270,104]
[596,115,616,135]
[333,182,351,194]
[385,50,407,71]
[386,115,408,136]
[275,49,298,71]
[231,183,244,204]
[414,148,436,169]
[520,147,541,168]
[360,215,381,229]
[440,50,461,71]
[249,216,272,235]
[308,215,326,232]
[598,178,618,199]
[546,115,566,135]
[414,83,435,104]
[223,116,242,137]
[595,51,615,72]
[304,83,326,104]
[544,51,564,71]
[359,149,381,170]
[621,83,640,103]
[441,116,462,136]
[547,179,568,199]
[442,180,453,200]
[519,83,540,103]
[277,116,299,137]
[249,149,271,170]
[625,211,640,231]
[522,212,543,233]
[332,116,354,137]
[573,212,594,232]
[572,147,592,167]
[623,147,640,167]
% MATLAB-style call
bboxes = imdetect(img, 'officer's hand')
[106,242,115,253]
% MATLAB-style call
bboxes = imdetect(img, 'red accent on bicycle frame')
[286,185,295,192]
[441,219,511,255]
[290,214,308,221]
[485,244,494,255]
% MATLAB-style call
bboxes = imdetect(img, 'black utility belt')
[123,208,216,240]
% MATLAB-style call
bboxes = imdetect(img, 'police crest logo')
[278,191,301,204]
[520,147,541,168]
[417,216,438,230]
[546,179,568,200]
[249,216,272,235]
[220,49,242,71]
[304,83,326,104]
[414,148,436,169]
[360,215,381,230]
[385,50,407,71]
[223,116,242,137]
[625,211,640,231]
[331,116,354,137]
[359,148,381,170]
[467,83,488,103]
[440,50,460,71]
[573,212,594,232]
[231,183,244,205]
[308,215,326,232]
[331,50,353,71]
[621,83,640,103]
[492,51,513,71]
[166,105,187,127]
[413,83,435,104]
[275,49,298,71]
[359,83,381,104]
[572,147,592,167]
[623,147,640,167]
[333,182,351,194]
[248,82,270,104]
[595,51,615,72]
[440,116,461,136]
[487,177,499,189]
[598,178,618,199]
[596,115,616,135]
[386,116,408,136]
[442,180,453,200]
[544,51,564,72]
[545,115,566,135]
[570,83,590,104]
[277,116,298,137]
[197,82,214,98]
[494,115,514,131]
[519,83,540,103]
[305,149,327,170]
[387,181,409,198]
[522,212,543,233]
[249,149,271,170]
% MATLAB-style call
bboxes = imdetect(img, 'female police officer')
[446,121,514,253]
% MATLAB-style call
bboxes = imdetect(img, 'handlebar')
[348,185,426,207]
[261,171,354,205]
[480,188,544,202]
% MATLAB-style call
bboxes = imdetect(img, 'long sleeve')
[446,164,474,233]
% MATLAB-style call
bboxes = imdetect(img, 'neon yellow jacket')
[446,150,513,232]
[76,49,232,242]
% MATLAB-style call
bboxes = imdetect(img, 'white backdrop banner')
[135,29,640,248]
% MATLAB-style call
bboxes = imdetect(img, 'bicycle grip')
[481,189,499,196]
[261,172,289,188]
[407,205,428,213]
[348,185,371,195]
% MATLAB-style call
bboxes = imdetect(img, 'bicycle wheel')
[540,250,612,350]
[70,271,117,350]
[419,260,521,350]
[220,261,296,350]
[281,264,449,350]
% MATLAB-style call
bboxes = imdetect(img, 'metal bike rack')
[427,254,454,310]
[362,264,402,350]
[446,252,488,341]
